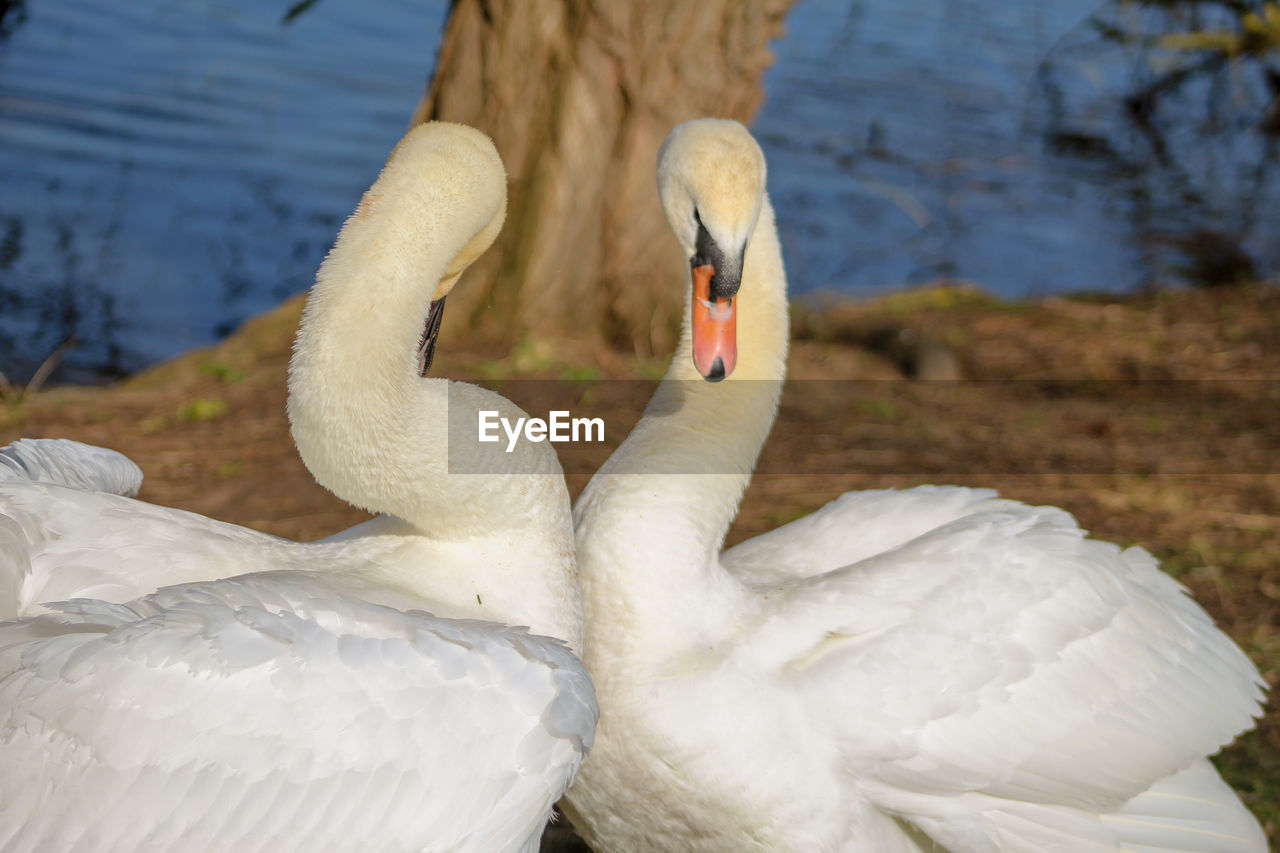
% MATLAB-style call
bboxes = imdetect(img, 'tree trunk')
[411,0,796,358]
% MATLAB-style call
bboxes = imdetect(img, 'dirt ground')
[3,282,1278,847]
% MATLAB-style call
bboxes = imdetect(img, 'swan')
[561,118,1267,852]
[0,121,595,853]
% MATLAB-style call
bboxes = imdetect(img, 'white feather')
[0,573,593,853]
[0,438,142,496]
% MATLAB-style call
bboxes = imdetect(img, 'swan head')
[325,121,507,375]
[416,136,505,373]
[657,119,767,381]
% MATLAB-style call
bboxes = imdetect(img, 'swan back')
[0,571,596,853]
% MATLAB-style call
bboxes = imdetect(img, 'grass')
[176,397,228,422]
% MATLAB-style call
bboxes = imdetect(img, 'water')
[759,0,1279,298]
[0,0,445,381]
[0,0,1276,382]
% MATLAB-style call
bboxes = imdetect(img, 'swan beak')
[417,295,446,377]
[691,264,736,381]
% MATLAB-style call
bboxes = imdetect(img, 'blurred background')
[0,0,1277,383]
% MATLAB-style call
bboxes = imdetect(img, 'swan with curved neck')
[0,122,594,852]
[286,121,581,646]
[563,118,1265,852]
[3,123,580,647]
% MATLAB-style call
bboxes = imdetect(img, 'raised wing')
[744,504,1265,851]
[0,571,597,853]
[1,438,143,496]
[721,485,1018,587]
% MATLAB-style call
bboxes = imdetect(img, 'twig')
[1,335,79,405]
[25,336,79,397]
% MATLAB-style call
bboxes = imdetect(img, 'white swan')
[562,118,1266,852]
[0,122,595,853]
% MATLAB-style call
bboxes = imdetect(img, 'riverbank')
[3,281,1278,844]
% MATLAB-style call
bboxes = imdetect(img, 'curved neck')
[287,185,580,647]
[289,198,465,529]
[574,198,788,650]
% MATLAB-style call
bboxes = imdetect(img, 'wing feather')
[1101,759,1267,853]
[739,497,1264,849]
[0,481,306,617]
[0,572,597,853]
[722,485,1019,586]
[0,438,142,496]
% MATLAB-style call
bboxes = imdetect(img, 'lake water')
[1,0,1276,381]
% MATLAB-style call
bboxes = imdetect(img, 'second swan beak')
[691,264,736,382]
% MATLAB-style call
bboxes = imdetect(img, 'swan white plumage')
[0,438,142,496]
[0,121,596,853]
[561,118,1266,852]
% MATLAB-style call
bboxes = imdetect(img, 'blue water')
[760,0,1278,297]
[0,0,445,380]
[0,0,1275,381]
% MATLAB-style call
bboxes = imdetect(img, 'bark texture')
[412,0,796,357]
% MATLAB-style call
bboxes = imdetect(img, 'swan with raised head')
[0,121,595,853]
[562,118,1266,852]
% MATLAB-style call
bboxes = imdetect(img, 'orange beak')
[691,264,736,381]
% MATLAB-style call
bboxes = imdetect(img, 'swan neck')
[608,194,788,513]
[286,178,581,646]
[288,193,455,524]
[574,196,789,646]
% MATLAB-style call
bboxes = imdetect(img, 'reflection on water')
[1038,1,1279,287]
[0,0,1275,382]
[0,0,444,382]
[758,0,1279,300]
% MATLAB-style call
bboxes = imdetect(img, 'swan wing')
[747,504,1265,850]
[0,480,301,617]
[1,438,142,496]
[721,485,1017,586]
[0,571,597,853]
